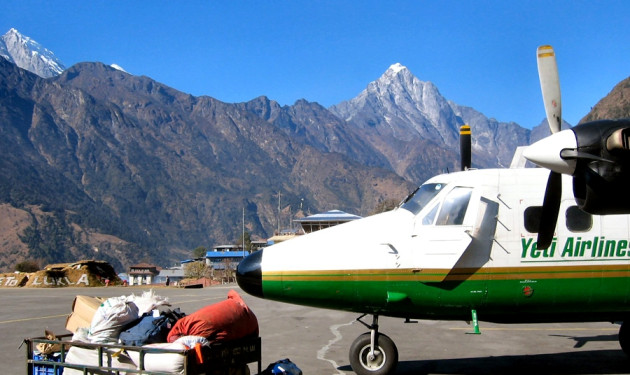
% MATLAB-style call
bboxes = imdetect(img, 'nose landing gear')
[349,314,398,375]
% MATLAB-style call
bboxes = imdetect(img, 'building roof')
[181,258,205,264]
[129,269,160,276]
[129,262,161,269]
[206,251,249,259]
[128,263,161,276]
[213,244,240,251]
[295,209,362,223]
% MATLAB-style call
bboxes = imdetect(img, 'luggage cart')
[25,334,262,375]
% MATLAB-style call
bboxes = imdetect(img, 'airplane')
[236,46,630,375]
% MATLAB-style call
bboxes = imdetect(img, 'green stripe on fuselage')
[261,266,630,323]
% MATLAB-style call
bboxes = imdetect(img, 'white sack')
[128,289,170,315]
[127,342,187,374]
[174,335,210,348]
[63,345,136,375]
[88,296,139,343]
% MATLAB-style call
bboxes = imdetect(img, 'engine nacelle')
[571,120,630,215]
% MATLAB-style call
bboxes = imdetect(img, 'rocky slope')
[0,59,413,272]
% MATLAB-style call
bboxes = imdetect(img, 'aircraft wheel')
[619,321,630,356]
[349,332,398,375]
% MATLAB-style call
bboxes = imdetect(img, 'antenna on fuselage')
[460,124,472,171]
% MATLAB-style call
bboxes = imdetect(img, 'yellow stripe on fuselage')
[263,264,630,282]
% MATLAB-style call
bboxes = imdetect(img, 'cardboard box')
[65,295,104,333]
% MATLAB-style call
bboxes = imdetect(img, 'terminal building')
[267,209,362,244]
[294,210,362,234]
[205,250,249,269]
[127,263,160,285]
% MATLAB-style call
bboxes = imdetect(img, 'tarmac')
[2,285,629,374]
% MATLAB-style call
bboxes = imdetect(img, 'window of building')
[566,205,592,232]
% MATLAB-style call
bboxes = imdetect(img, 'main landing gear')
[349,314,398,375]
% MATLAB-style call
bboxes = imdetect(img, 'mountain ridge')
[329,63,535,182]
[0,28,65,78]
[1,30,628,274]
[0,58,413,272]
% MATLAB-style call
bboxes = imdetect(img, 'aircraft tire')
[619,321,630,356]
[349,332,398,375]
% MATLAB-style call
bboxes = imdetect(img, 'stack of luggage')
[37,289,259,375]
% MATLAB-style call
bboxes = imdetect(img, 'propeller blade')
[460,124,471,171]
[537,45,562,134]
[537,171,562,250]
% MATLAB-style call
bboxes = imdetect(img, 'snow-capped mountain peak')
[110,64,127,73]
[1,28,65,78]
[331,63,459,144]
[387,62,407,74]
[329,62,533,173]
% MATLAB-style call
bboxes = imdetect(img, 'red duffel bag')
[167,290,258,343]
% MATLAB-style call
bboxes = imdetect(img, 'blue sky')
[2,1,629,129]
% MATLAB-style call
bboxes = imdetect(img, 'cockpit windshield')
[400,183,445,215]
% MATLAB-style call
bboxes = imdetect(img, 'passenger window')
[524,206,542,233]
[436,187,472,226]
[566,206,592,232]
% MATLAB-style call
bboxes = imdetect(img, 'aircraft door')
[410,186,476,279]
[466,196,499,265]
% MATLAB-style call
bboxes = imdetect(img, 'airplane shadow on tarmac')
[550,332,621,349]
[339,334,630,374]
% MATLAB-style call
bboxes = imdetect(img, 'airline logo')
[521,237,630,261]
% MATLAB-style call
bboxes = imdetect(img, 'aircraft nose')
[236,250,263,298]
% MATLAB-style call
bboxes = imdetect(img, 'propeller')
[537,169,561,249]
[533,45,563,249]
[525,46,630,239]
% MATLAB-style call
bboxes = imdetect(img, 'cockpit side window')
[400,183,445,215]
[422,204,439,225]
[436,187,472,226]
